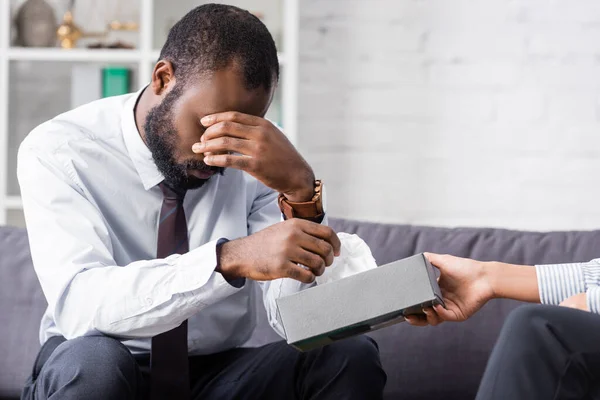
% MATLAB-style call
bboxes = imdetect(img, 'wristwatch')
[278,180,325,223]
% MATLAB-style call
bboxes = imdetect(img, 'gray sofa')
[2,218,600,400]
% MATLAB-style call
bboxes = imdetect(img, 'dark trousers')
[476,304,600,400]
[21,335,386,400]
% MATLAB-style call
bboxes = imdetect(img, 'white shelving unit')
[0,0,298,226]
[8,48,155,62]
[6,48,285,68]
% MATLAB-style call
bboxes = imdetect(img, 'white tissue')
[315,232,377,285]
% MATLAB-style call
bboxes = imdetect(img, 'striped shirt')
[536,260,600,313]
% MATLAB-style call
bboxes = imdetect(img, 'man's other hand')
[217,219,341,283]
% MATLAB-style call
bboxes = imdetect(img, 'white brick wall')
[299,0,600,231]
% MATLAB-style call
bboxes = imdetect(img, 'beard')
[144,86,223,191]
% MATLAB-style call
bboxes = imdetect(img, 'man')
[18,4,385,400]
[405,252,600,399]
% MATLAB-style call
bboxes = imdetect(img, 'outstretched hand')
[405,253,496,327]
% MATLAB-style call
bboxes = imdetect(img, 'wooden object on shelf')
[57,9,139,49]
[57,10,126,49]
[108,21,139,32]
[14,0,57,47]
[57,10,86,49]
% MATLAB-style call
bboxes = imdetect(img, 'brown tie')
[150,182,190,399]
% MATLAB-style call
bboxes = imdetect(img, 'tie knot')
[159,182,186,202]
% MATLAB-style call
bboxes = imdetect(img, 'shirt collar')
[121,86,165,190]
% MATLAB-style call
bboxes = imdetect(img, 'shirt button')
[146,298,153,306]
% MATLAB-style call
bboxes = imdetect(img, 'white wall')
[153,0,282,51]
[298,0,600,231]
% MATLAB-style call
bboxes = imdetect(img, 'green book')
[102,67,131,98]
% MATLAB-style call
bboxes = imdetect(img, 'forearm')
[486,259,600,306]
[52,241,242,339]
[486,262,541,303]
[219,240,313,339]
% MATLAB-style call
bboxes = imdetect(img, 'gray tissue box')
[276,253,445,351]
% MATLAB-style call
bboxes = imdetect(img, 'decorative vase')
[15,0,57,47]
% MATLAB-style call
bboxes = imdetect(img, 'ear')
[150,60,177,96]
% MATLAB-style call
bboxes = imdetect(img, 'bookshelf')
[0,0,299,226]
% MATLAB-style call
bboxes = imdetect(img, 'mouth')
[187,169,217,180]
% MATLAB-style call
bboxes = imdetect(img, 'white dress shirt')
[17,90,315,355]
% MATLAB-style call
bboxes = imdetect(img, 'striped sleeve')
[536,259,600,306]
[587,286,600,314]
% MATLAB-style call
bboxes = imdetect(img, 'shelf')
[7,48,286,65]
[5,196,22,210]
[7,48,147,62]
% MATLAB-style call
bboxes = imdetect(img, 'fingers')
[424,252,447,267]
[204,153,253,171]
[292,219,341,256]
[289,248,326,277]
[433,303,458,321]
[200,120,257,143]
[404,314,428,327]
[405,307,444,327]
[297,232,335,267]
[193,135,254,156]
[422,307,443,326]
[201,111,262,128]
[284,261,317,284]
[424,252,458,275]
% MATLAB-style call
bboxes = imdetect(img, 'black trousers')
[476,304,600,400]
[21,335,386,400]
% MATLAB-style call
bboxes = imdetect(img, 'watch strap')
[278,180,324,222]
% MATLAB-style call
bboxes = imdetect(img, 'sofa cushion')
[0,227,46,399]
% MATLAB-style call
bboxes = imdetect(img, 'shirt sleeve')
[535,259,600,309]
[18,145,243,340]
[587,286,600,313]
[246,181,327,339]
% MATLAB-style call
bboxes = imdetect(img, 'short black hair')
[159,3,279,90]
